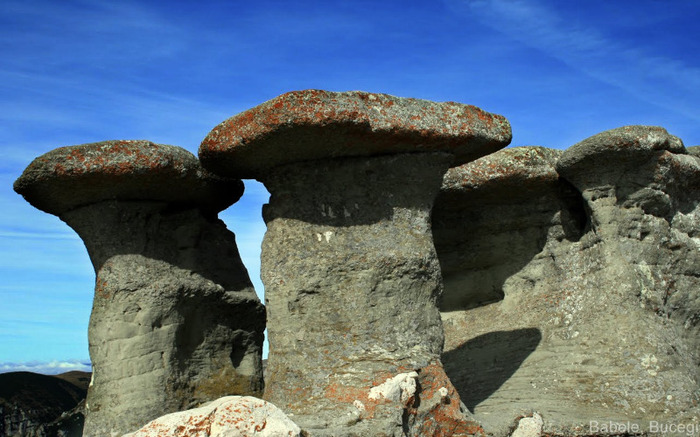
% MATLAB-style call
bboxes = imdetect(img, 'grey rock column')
[200,90,512,436]
[14,140,265,436]
[432,130,700,435]
[433,146,583,311]
[556,127,700,422]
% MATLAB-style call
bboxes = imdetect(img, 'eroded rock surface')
[123,396,301,437]
[434,129,700,435]
[199,89,511,178]
[200,90,512,436]
[14,141,265,436]
[434,146,584,311]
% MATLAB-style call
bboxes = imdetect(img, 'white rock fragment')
[368,371,418,405]
[314,231,334,242]
[122,396,301,437]
[510,413,544,437]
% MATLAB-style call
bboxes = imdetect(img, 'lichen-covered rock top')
[441,146,561,197]
[14,140,243,215]
[556,125,686,180]
[199,89,512,178]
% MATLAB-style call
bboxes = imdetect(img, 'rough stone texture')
[200,90,511,435]
[510,413,543,437]
[14,141,265,436]
[199,89,512,178]
[0,371,88,437]
[122,396,301,437]
[433,130,700,435]
[13,140,240,215]
[260,154,483,436]
[434,146,584,311]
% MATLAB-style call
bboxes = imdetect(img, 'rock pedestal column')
[200,90,512,436]
[432,129,700,435]
[433,146,583,311]
[14,141,265,436]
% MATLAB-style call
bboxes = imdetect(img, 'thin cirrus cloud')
[0,69,234,156]
[458,0,700,122]
[2,0,183,68]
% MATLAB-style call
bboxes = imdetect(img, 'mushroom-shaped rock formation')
[432,129,700,435]
[14,140,266,436]
[557,128,700,399]
[199,90,511,436]
[433,146,585,311]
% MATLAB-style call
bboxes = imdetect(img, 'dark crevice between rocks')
[557,177,589,242]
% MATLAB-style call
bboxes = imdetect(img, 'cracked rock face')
[14,141,265,436]
[433,129,700,435]
[200,90,511,436]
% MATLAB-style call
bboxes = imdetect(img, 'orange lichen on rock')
[14,140,242,215]
[411,362,486,437]
[199,89,511,178]
[124,396,301,437]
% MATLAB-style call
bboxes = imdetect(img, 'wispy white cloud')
[0,68,236,157]
[0,359,91,375]
[0,230,78,240]
[453,0,700,122]
[1,0,184,71]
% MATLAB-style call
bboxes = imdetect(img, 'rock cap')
[557,125,685,180]
[441,146,561,198]
[199,89,512,178]
[14,140,243,215]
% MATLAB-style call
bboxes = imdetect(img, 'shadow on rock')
[442,328,541,412]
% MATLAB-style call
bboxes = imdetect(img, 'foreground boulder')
[433,128,700,435]
[200,90,512,436]
[123,396,301,437]
[14,141,266,436]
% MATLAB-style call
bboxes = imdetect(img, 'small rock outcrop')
[122,396,301,437]
[434,128,700,435]
[14,141,266,436]
[200,90,511,436]
[0,371,89,437]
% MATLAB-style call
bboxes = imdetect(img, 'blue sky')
[1,0,698,374]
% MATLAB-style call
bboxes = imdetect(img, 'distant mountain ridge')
[0,371,90,437]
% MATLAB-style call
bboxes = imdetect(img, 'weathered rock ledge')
[435,126,700,436]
